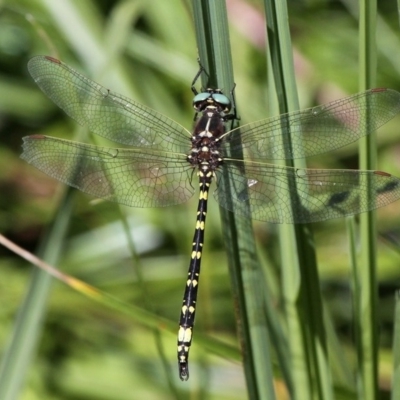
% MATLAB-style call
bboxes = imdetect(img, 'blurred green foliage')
[0,0,400,399]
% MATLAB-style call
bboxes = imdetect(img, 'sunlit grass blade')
[0,189,74,400]
[264,0,335,398]
[0,231,241,363]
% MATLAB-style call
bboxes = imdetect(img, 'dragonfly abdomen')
[178,100,228,380]
[177,167,214,381]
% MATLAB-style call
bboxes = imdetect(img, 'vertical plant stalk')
[357,0,379,398]
[263,0,334,399]
[391,291,400,399]
[192,1,276,398]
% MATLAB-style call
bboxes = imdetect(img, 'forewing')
[22,135,194,207]
[214,160,400,223]
[28,56,191,153]
[223,88,400,160]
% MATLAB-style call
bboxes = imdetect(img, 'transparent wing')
[214,160,400,223]
[22,135,195,207]
[28,56,191,153]
[222,88,400,160]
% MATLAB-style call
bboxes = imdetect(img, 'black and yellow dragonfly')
[22,55,400,380]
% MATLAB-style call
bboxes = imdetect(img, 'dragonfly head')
[193,89,231,114]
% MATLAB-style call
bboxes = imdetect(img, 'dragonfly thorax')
[187,105,225,172]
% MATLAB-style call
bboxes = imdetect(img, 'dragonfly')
[22,55,400,380]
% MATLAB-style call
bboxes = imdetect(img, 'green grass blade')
[192,1,276,398]
[0,189,74,400]
[0,1,144,396]
[357,0,379,398]
[264,0,334,398]
[392,291,400,399]
[117,208,181,398]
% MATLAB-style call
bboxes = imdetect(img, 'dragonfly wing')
[28,56,191,153]
[22,135,194,207]
[214,160,400,223]
[223,88,400,160]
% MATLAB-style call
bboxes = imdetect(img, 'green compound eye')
[193,92,211,103]
[212,93,230,107]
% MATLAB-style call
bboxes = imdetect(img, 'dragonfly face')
[21,56,400,380]
[192,89,232,114]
